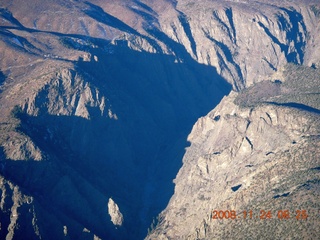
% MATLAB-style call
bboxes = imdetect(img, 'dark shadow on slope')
[278,8,307,64]
[299,179,320,190]
[0,149,11,240]
[0,71,5,92]
[7,41,231,239]
[74,40,231,238]
[0,8,111,48]
[0,8,24,28]
[142,24,199,68]
[0,28,42,55]
[263,57,277,71]
[82,2,163,53]
[1,8,231,240]
[231,184,242,192]
[225,8,237,44]
[265,102,320,114]
[259,7,307,64]
[132,0,158,16]
[257,21,289,58]
[202,28,243,90]
[83,2,140,36]
[273,192,290,199]
[129,6,158,26]
[0,8,39,51]
[0,143,127,240]
[1,6,164,56]
[0,25,103,43]
[212,9,236,45]
[177,11,197,58]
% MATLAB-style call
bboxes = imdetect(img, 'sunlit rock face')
[0,0,320,239]
[147,81,320,239]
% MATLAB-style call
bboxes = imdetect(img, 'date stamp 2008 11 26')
[211,210,308,220]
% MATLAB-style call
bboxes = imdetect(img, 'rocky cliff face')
[147,65,320,239]
[161,0,320,89]
[0,0,320,239]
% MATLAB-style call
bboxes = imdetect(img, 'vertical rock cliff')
[147,65,320,239]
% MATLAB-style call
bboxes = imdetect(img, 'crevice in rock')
[265,112,273,124]
[258,21,288,56]
[265,102,320,114]
[177,11,198,59]
[263,57,277,71]
[213,115,220,121]
[231,184,242,192]
[273,192,290,199]
[245,120,251,130]
[225,7,237,45]
[245,136,253,150]
[202,28,244,90]
[278,8,307,64]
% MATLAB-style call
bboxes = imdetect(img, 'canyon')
[0,0,319,239]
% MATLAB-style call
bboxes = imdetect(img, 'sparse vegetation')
[234,80,282,107]
[311,5,320,18]
[59,37,93,52]
[147,215,162,236]
[10,105,23,119]
[234,64,320,111]
[202,139,320,239]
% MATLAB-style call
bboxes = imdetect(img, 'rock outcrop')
[162,0,320,89]
[108,198,124,227]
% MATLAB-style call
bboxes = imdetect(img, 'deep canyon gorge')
[0,0,319,239]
